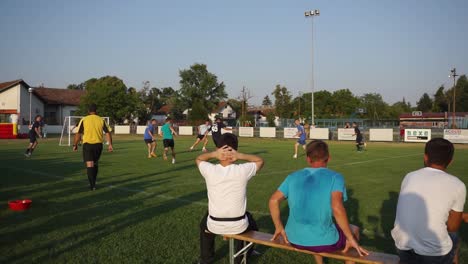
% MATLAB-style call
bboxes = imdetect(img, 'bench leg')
[228,238,253,264]
[229,238,235,264]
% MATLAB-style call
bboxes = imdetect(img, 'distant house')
[33,87,85,125]
[208,102,236,121]
[0,79,44,124]
[0,79,85,127]
[399,112,468,128]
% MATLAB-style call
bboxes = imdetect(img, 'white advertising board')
[114,125,130,134]
[338,128,356,141]
[369,129,393,142]
[136,126,146,135]
[310,128,329,140]
[404,129,431,143]
[260,127,276,138]
[238,127,254,137]
[444,129,468,144]
[284,127,298,139]
[221,127,233,134]
[178,126,193,136]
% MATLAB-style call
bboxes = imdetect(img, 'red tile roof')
[0,79,28,91]
[33,87,85,106]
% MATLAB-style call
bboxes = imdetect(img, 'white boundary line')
[259,153,421,177]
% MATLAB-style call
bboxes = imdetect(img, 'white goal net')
[59,116,110,146]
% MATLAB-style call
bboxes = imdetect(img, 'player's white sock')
[172,158,176,164]
[293,154,297,159]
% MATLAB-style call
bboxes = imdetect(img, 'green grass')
[1,135,467,263]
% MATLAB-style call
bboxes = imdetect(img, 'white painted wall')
[0,84,19,110]
[310,128,329,140]
[238,127,254,137]
[179,126,193,135]
[260,127,276,138]
[114,125,130,134]
[137,126,147,134]
[369,129,393,142]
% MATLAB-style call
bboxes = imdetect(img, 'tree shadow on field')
[367,191,398,253]
[2,189,208,263]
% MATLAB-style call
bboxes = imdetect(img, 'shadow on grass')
[2,189,208,263]
[366,191,398,254]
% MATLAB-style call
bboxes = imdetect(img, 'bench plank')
[224,231,399,264]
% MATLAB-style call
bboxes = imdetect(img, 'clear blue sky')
[1,0,467,105]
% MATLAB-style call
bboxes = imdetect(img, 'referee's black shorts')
[83,143,103,163]
[29,132,37,143]
[356,134,363,144]
[212,136,221,148]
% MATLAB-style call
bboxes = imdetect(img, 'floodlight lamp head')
[314,9,320,15]
[28,87,34,93]
[305,11,310,17]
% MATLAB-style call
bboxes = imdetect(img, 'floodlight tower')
[449,68,458,128]
[305,9,319,126]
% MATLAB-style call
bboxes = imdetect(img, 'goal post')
[59,116,110,146]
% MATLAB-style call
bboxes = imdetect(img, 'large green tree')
[453,75,468,112]
[178,63,227,117]
[272,84,292,118]
[262,95,272,107]
[416,93,433,112]
[78,76,136,124]
[330,89,359,117]
[432,86,448,112]
[359,93,390,119]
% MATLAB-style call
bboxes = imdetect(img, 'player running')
[24,115,43,157]
[293,119,306,159]
[144,119,158,158]
[160,117,177,164]
[190,120,211,152]
[352,122,365,151]
[209,117,232,148]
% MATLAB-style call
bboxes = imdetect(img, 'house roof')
[157,104,172,114]
[0,79,30,92]
[399,112,468,119]
[33,87,85,106]
[213,102,231,113]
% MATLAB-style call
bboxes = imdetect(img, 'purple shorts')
[291,224,346,253]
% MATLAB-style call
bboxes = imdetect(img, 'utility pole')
[449,68,458,128]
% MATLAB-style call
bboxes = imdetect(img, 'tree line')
[68,63,468,124]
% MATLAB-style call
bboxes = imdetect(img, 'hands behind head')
[215,145,238,162]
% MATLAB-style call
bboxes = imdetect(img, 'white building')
[208,102,236,121]
[0,79,84,132]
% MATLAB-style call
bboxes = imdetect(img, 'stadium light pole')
[449,68,458,128]
[305,9,319,126]
[28,87,34,125]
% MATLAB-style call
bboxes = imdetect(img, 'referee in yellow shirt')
[73,104,113,190]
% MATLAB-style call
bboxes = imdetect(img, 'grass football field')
[1,135,468,264]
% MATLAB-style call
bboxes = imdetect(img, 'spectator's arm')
[332,191,368,256]
[462,213,468,223]
[269,190,289,243]
[230,150,264,172]
[447,210,463,232]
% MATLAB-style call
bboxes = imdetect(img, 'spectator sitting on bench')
[392,138,466,264]
[196,133,264,264]
[269,140,368,264]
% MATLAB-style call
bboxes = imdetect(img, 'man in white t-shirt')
[392,138,466,264]
[196,133,264,264]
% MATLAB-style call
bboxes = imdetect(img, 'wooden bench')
[223,231,399,264]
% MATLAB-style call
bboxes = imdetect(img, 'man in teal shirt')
[269,140,368,264]
[160,117,177,164]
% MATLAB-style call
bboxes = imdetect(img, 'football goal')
[59,116,110,146]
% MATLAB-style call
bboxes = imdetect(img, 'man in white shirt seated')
[196,133,264,264]
[391,138,466,264]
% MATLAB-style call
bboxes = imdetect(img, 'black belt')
[209,214,246,222]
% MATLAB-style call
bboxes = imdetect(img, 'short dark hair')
[219,133,238,150]
[166,117,172,122]
[151,119,156,122]
[306,140,329,162]
[88,103,97,113]
[425,138,454,168]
